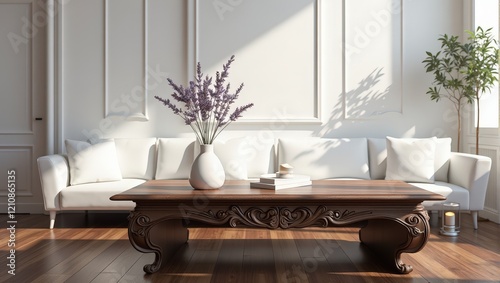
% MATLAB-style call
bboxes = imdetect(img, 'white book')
[250,180,312,190]
[259,173,311,184]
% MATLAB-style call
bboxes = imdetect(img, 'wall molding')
[0,0,34,135]
[470,144,499,224]
[342,0,403,120]
[0,145,34,197]
[189,0,322,124]
[0,204,44,214]
[56,0,63,153]
[47,0,55,154]
[104,0,149,121]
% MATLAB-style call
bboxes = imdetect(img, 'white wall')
[57,0,464,150]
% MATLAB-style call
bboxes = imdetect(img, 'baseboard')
[0,203,44,214]
[479,208,500,224]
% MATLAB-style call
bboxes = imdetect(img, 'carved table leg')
[358,212,430,274]
[128,211,189,274]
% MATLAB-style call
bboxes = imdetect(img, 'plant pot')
[189,144,225,189]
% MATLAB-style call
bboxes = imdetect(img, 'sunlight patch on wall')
[195,0,320,123]
[344,0,402,120]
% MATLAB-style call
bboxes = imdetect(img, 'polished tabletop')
[111,179,446,204]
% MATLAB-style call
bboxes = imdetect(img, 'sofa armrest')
[448,152,492,211]
[37,154,70,211]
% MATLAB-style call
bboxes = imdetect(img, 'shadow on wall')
[198,0,315,69]
[314,68,397,138]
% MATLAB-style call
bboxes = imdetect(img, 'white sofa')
[37,137,491,229]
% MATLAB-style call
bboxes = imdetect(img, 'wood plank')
[49,240,115,276]
[65,239,131,282]
[1,230,100,282]
[209,229,246,283]
[270,230,310,283]
[100,244,142,277]
[180,250,219,283]
[90,273,121,283]
[31,274,71,283]
[190,227,225,251]
[165,229,223,283]
[242,229,276,283]
[120,253,156,283]
[1,213,500,282]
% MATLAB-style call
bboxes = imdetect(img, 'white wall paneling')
[46,0,55,154]
[191,0,322,124]
[105,0,148,121]
[13,0,472,213]
[59,0,463,140]
[0,146,33,197]
[0,0,46,213]
[53,0,66,150]
[0,0,33,134]
[473,145,500,223]
[344,0,403,119]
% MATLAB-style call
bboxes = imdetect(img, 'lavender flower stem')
[154,55,253,145]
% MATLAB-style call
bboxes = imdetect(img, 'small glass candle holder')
[440,202,460,236]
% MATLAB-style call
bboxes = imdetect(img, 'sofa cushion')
[214,139,248,180]
[204,137,274,179]
[368,138,387,180]
[193,138,248,180]
[411,181,470,210]
[372,137,452,182]
[243,137,275,178]
[213,136,274,179]
[114,138,157,180]
[278,138,370,180]
[155,138,195,179]
[434,138,452,182]
[60,179,143,209]
[65,139,122,185]
[385,137,436,183]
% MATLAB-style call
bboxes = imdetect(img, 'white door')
[0,0,46,213]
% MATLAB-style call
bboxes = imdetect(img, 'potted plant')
[463,27,499,154]
[423,27,499,154]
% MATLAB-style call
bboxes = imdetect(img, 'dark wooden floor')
[0,212,499,283]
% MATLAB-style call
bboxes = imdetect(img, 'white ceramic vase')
[189,144,225,189]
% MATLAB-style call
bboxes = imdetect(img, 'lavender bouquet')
[154,55,254,145]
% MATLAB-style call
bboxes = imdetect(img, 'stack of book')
[250,173,312,190]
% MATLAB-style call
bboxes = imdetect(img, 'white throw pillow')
[367,138,387,180]
[155,138,195,179]
[233,136,275,178]
[434,137,451,182]
[385,137,437,183]
[278,138,370,180]
[114,138,157,180]
[209,138,249,180]
[371,137,451,181]
[65,139,122,185]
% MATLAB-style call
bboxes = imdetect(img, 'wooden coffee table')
[110,179,445,274]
